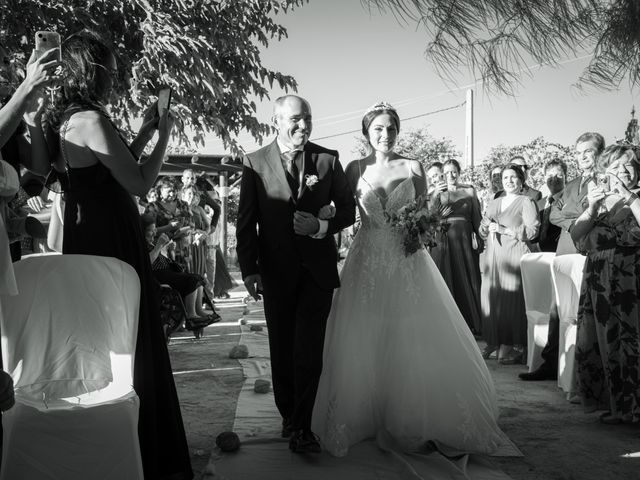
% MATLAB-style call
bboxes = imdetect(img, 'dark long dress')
[62,162,193,480]
[429,184,483,333]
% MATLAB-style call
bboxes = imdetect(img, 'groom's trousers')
[261,264,333,431]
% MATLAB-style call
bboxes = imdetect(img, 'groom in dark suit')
[236,95,356,453]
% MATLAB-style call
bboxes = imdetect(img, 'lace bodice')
[356,176,416,229]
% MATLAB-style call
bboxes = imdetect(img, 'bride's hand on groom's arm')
[293,211,320,236]
[243,274,263,301]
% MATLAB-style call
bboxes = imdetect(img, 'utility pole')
[219,158,230,260]
[465,89,474,169]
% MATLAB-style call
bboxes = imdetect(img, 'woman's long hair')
[45,30,114,134]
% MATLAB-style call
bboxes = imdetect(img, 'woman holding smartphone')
[37,30,193,479]
[571,144,640,424]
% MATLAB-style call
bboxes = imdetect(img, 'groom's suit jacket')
[236,140,355,290]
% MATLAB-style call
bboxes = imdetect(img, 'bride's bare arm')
[410,160,427,197]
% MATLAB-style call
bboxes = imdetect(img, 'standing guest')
[146,177,193,270]
[532,159,566,253]
[183,169,221,300]
[41,31,192,479]
[480,164,540,364]
[520,134,604,382]
[518,159,566,382]
[425,161,446,196]
[490,165,503,194]
[481,165,504,214]
[429,158,483,334]
[571,145,640,424]
[495,155,543,203]
[181,185,209,277]
[210,215,237,299]
[1,45,60,260]
[236,94,355,453]
[550,133,603,255]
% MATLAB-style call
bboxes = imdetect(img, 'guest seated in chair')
[571,144,640,424]
[141,213,220,338]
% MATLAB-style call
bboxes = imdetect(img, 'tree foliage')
[0,0,307,153]
[363,0,640,94]
[352,126,460,166]
[481,137,577,191]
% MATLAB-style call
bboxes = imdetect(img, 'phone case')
[158,88,172,116]
[35,31,61,61]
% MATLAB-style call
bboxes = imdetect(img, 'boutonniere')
[305,174,319,188]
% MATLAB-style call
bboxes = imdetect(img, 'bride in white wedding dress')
[311,102,520,458]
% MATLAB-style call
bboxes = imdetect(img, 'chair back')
[1,254,140,409]
[520,252,555,315]
[551,254,586,324]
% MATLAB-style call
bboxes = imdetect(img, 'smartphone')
[34,31,61,61]
[158,87,172,117]
[596,173,610,192]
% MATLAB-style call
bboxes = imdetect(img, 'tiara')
[365,101,396,115]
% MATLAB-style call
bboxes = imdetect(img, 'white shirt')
[276,139,328,239]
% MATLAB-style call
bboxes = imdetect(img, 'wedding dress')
[311,175,520,458]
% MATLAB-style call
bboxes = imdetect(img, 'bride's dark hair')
[361,101,401,137]
[45,30,114,134]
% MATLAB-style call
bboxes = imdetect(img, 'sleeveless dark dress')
[62,161,193,480]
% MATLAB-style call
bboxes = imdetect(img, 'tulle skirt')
[312,226,520,458]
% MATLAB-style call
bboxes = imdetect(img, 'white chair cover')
[0,254,144,480]
[520,252,556,372]
[551,254,586,400]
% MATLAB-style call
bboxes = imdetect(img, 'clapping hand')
[586,187,606,208]
[488,222,502,234]
[26,196,45,213]
[318,204,336,220]
[157,233,171,247]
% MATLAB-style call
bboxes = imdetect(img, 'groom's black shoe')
[519,367,557,381]
[289,429,321,454]
[281,418,293,438]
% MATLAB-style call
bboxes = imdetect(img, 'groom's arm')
[236,156,260,278]
[326,155,356,235]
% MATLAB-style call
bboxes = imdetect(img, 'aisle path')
[168,271,640,480]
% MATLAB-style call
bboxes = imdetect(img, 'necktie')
[282,150,300,196]
[540,196,554,244]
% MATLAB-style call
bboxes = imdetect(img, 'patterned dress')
[575,194,640,420]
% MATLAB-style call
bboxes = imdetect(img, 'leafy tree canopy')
[0,0,307,153]
[480,137,577,191]
[364,0,640,95]
[352,126,461,166]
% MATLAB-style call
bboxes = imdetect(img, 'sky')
[200,0,640,166]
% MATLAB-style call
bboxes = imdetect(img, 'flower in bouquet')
[386,194,449,256]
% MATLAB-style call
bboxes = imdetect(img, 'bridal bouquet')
[386,194,449,256]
